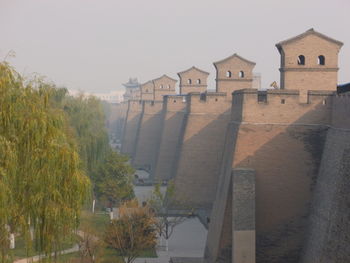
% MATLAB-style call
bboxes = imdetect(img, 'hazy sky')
[1,0,349,93]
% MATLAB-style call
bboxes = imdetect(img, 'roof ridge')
[152,74,178,82]
[177,66,210,76]
[276,28,343,48]
[213,53,256,66]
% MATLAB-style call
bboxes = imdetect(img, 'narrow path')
[13,245,79,263]
[13,231,86,263]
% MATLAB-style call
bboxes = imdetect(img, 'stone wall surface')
[301,94,350,263]
[172,93,231,209]
[204,122,239,263]
[121,100,143,157]
[133,101,163,172]
[205,90,333,263]
[153,96,188,182]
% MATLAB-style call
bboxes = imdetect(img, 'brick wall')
[153,95,188,181]
[132,101,163,172]
[121,100,143,157]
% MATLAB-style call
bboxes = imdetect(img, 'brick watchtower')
[141,80,155,100]
[213,53,256,95]
[152,75,177,101]
[276,28,343,91]
[177,66,209,94]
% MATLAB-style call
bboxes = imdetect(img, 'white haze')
[0,0,349,93]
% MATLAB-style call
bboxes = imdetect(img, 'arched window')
[146,89,149,92]
[187,79,192,84]
[226,71,232,78]
[297,55,305,65]
[196,79,201,84]
[167,85,171,89]
[318,55,325,65]
[160,85,163,89]
[239,71,244,78]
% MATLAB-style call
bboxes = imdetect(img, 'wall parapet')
[163,95,188,112]
[142,100,163,114]
[187,92,231,114]
[231,88,334,125]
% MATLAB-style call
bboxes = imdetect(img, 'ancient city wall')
[132,101,163,172]
[153,95,188,182]
[172,92,231,209]
[206,89,334,263]
[301,92,350,263]
[120,100,143,157]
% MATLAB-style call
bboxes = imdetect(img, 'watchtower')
[177,66,209,94]
[213,53,256,95]
[276,28,343,91]
[141,80,155,100]
[123,78,141,101]
[152,75,177,101]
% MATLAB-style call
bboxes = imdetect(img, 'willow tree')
[62,94,110,178]
[0,62,90,262]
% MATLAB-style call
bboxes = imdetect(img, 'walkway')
[134,217,207,263]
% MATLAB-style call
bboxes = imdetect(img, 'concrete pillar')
[232,168,256,263]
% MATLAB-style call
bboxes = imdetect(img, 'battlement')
[163,95,188,112]
[332,92,350,129]
[187,92,231,114]
[142,100,163,114]
[128,99,143,111]
[231,89,334,125]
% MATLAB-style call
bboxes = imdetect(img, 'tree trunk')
[92,199,96,213]
[9,233,15,249]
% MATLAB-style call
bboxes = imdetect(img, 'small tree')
[149,181,192,251]
[104,201,157,263]
[78,225,101,263]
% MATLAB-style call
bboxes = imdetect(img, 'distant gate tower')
[123,78,141,101]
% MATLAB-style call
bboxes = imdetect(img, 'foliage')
[50,88,134,207]
[59,93,110,178]
[0,62,90,262]
[92,151,134,208]
[104,201,157,263]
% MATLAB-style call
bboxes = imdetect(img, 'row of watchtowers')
[118,29,349,263]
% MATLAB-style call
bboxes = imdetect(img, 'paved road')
[134,217,207,263]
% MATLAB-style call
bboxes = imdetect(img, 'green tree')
[0,62,90,262]
[62,94,110,178]
[93,151,134,209]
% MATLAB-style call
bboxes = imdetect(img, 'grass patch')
[80,210,110,234]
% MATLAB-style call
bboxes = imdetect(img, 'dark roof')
[276,28,344,49]
[213,53,256,66]
[177,66,210,76]
[123,78,140,88]
[337,82,350,94]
